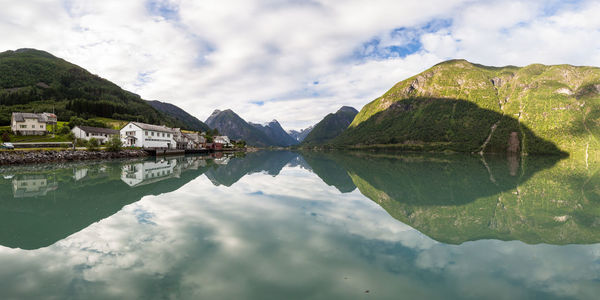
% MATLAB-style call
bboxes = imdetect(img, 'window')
[87,133,90,137]
[152,132,154,136]
[20,125,27,129]
[145,131,148,136]
[40,125,44,128]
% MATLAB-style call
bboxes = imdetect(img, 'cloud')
[0,0,598,130]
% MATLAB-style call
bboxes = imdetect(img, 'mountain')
[0,48,197,130]
[147,100,210,132]
[250,120,298,147]
[302,106,358,145]
[205,109,275,146]
[333,59,600,156]
[288,126,314,142]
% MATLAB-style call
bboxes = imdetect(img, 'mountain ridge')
[333,59,600,156]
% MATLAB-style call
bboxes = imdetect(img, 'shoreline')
[0,149,149,166]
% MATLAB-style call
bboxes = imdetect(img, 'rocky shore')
[0,150,149,165]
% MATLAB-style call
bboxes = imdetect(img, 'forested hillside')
[0,48,198,130]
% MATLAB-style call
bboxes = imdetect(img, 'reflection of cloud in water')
[0,165,598,299]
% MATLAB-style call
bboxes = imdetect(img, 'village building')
[214,136,233,148]
[120,122,177,149]
[71,126,119,144]
[185,133,207,149]
[11,112,57,135]
[173,129,194,150]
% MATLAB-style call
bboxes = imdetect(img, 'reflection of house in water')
[73,168,88,181]
[12,174,59,198]
[214,156,231,165]
[121,157,212,187]
[121,159,180,187]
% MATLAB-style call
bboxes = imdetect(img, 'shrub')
[87,138,100,151]
[1,132,10,142]
[58,125,71,135]
[75,138,88,147]
[106,135,122,152]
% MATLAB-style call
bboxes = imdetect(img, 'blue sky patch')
[146,0,180,21]
[352,19,452,61]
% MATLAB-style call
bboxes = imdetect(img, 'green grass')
[89,117,128,130]
[9,135,72,143]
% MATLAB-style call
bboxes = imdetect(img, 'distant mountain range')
[288,126,314,142]
[205,109,307,147]
[250,120,298,146]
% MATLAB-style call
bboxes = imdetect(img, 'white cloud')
[0,0,599,129]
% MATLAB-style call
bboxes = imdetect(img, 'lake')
[0,151,598,299]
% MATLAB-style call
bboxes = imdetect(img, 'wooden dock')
[185,149,210,154]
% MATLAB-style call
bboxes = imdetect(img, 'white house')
[214,136,233,147]
[12,174,58,198]
[121,159,179,187]
[72,126,119,144]
[11,112,57,135]
[120,122,177,149]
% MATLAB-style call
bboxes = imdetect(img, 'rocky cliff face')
[335,60,600,156]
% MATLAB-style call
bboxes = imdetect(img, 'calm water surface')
[0,151,599,299]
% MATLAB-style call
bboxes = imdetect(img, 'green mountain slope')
[334,60,600,156]
[0,48,196,129]
[302,106,358,145]
[147,100,210,131]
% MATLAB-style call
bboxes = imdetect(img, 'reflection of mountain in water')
[1,150,597,249]
[205,151,298,187]
[300,151,356,193]
[301,151,600,245]
[0,156,215,250]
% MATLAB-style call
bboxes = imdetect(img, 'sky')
[1,0,599,130]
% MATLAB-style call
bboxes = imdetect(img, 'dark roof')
[13,112,42,122]
[12,112,57,123]
[127,122,178,133]
[76,126,119,135]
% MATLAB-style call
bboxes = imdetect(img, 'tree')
[58,125,71,135]
[106,134,122,152]
[1,132,10,142]
[68,116,86,129]
[87,138,100,151]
